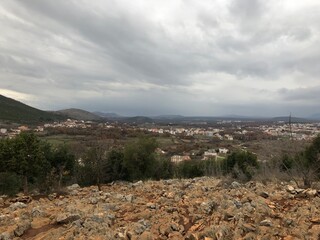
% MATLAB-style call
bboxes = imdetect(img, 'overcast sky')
[0,0,320,117]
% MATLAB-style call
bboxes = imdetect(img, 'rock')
[89,197,98,204]
[0,232,13,240]
[311,218,320,224]
[138,231,153,240]
[12,195,32,203]
[260,219,273,227]
[201,200,218,214]
[283,218,294,227]
[170,223,179,231]
[146,202,156,209]
[66,184,80,191]
[9,202,27,211]
[134,223,147,234]
[0,197,4,206]
[242,223,256,233]
[231,181,242,189]
[48,193,57,200]
[305,189,317,197]
[260,192,269,198]
[56,213,81,224]
[133,180,143,187]
[125,194,135,203]
[31,207,46,217]
[14,221,31,237]
[286,185,295,194]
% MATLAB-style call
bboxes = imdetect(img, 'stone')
[201,200,218,214]
[242,223,256,233]
[133,180,143,187]
[48,193,57,200]
[260,219,273,227]
[138,231,153,240]
[0,232,13,240]
[306,189,317,197]
[9,202,27,211]
[89,197,98,204]
[125,194,135,203]
[14,221,31,237]
[56,213,81,224]
[31,207,46,217]
[260,192,269,198]
[231,181,242,189]
[66,184,81,191]
[146,202,156,209]
[286,185,295,194]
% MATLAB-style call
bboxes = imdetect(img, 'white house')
[218,148,229,154]
[171,155,191,163]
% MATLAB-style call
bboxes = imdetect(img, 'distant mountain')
[121,116,154,124]
[56,108,102,121]
[0,94,63,123]
[93,112,123,118]
[309,113,320,120]
[271,116,312,123]
[153,115,185,120]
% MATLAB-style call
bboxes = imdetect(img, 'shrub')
[0,172,21,196]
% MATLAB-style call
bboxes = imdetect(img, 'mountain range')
[1,94,320,124]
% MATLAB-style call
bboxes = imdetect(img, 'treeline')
[1,132,319,196]
[0,132,260,195]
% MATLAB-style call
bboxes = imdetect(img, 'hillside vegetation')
[0,94,63,123]
[55,108,102,121]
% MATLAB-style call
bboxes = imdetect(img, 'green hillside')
[56,108,102,121]
[0,94,64,123]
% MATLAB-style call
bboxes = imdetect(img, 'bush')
[175,160,204,179]
[0,172,21,196]
[223,151,259,181]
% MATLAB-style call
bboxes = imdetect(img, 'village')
[1,118,320,165]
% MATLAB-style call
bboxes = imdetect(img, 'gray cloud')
[0,0,320,117]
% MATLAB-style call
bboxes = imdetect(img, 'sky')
[0,0,320,117]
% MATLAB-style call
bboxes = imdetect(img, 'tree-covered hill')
[0,94,64,123]
[55,108,102,121]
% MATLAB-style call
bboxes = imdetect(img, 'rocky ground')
[1,178,320,240]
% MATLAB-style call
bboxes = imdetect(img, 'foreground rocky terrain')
[1,177,320,240]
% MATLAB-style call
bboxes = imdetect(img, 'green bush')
[175,160,204,179]
[223,151,259,181]
[0,172,21,196]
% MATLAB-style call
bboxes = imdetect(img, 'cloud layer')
[0,0,319,117]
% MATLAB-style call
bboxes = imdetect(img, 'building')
[218,148,229,154]
[202,149,217,160]
[171,155,191,163]
[0,128,7,134]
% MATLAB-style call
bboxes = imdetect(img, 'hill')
[56,108,102,121]
[121,116,154,124]
[1,178,319,239]
[309,113,320,120]
[0,94,63,123]
[93,112,122,119]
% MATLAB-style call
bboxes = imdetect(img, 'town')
[1,118,320,164]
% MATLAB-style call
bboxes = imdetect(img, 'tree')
[5,132,49,193]
[105,149,128,182]
[291,135,320,187]
[123,137,158,181]
[83,142,108,190]
[50,144,75,189]
[224,151,259,181]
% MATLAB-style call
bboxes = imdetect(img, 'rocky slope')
[1,178,320,240]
